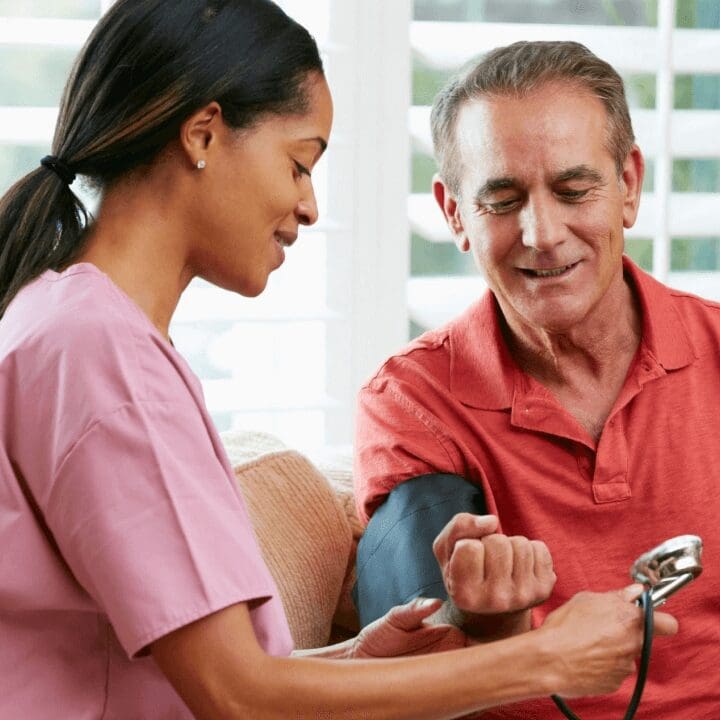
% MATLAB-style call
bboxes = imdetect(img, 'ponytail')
[0,166,89,316]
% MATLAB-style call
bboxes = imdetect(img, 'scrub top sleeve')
[45,400,277,658]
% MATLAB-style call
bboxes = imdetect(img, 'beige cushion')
[233,449,353,650]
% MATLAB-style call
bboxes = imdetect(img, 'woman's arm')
[152,585,678,720]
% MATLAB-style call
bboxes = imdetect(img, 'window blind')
[0,0,412,452]
[408,0,720,334]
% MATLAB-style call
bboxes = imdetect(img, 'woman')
[0,1,676,718]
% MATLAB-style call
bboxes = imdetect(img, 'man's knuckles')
[433,513,498,561]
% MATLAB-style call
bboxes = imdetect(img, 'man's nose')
[520,195,565,251]
[295,185,319,226]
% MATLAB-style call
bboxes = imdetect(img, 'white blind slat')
[409,192,720,243]
[411,22,720,75]
[0,17,94,46]
[174,286,340,323]
[201,380,338,414]
[0,107,57,143]
[408,271,720,330]
[410,106,720,159]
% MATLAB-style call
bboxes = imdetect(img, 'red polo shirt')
[355,258,720,718]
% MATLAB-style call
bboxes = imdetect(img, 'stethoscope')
[551,535,704,720]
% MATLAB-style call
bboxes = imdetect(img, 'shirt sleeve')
[354,376,464,524]
[44,399,278,658]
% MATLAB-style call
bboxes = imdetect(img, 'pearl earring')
[197,159,206,169]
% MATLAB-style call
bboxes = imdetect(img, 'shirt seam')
[382,383,461,479]
[51,399,205,501]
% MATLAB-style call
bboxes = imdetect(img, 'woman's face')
[188,73,333,296]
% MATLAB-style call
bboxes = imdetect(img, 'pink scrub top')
[0,263,293,719]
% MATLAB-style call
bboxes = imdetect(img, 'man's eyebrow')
[474,177,518,202]
[554,165,604,184]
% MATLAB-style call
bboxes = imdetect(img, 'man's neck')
[499,275,642,441]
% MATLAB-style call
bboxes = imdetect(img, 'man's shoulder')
[364,316,460,391]
[663,284,720,342]
[628,262,720,354]
[666,285,720,316]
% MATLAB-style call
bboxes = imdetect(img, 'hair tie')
[40,155,76,186]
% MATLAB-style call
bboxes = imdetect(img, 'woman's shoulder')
[2,264,189,407]
[6,266,143,358]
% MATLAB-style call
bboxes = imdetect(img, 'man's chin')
[511,301,591,336]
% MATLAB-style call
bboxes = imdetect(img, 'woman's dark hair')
[0,0,323,316]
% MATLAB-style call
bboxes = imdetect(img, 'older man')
[354,41,719,718]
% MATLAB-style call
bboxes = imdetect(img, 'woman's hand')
[538,584,679,699]
[350,597,469,659]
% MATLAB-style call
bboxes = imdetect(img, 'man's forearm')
[431,599,532,642]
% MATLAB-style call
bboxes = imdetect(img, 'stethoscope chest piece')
[631,534,703,607]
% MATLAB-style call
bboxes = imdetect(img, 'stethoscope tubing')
[550,589,654,720]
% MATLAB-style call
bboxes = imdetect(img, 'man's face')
[435,81,643,334]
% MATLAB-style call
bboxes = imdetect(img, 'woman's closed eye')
[293,160,311,180]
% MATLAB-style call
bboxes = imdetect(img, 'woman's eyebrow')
[298,136,328,161]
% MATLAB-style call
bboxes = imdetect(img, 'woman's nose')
[295,186,319,226]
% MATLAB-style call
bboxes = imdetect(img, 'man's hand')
[350,597,469,659]
[432,513,556,639]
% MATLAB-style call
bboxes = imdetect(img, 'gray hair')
[430,40,635,195]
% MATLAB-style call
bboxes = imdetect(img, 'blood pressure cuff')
[352,473,487,627]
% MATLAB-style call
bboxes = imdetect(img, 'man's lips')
[518,261,581,278]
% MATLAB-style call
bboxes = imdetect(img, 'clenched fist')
[433,513,556,616]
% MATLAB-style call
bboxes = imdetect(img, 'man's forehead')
[452,84,612,181]
[455,80,608,138]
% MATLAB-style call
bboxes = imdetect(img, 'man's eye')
[558,189,589,201]
[485,198,520,214]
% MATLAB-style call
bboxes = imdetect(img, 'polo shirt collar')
[624,257,697,371]
[449,291,516,410]
[448,256,696,410]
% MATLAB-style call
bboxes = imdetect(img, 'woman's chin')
[238,274,270,298]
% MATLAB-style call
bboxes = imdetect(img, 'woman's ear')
[179,101,224,169]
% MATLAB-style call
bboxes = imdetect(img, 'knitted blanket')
[222,431,360,649]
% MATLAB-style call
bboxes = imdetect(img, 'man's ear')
[621,145,645,229]
[432,173,470,253]
[179,101,224,169]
